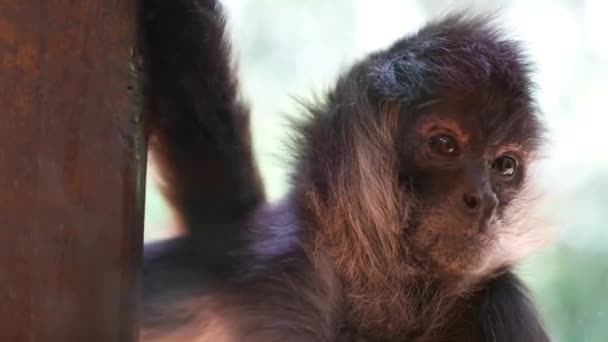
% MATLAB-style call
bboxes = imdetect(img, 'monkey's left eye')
[492,155,518,178]
[428,134,460,158]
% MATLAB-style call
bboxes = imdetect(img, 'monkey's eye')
[492,155,518,178]
[428,134,460,158]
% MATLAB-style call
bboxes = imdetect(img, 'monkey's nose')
[463,193,481,210]
[462,191,498,216]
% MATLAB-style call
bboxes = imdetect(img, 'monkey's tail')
[140,0,265,237]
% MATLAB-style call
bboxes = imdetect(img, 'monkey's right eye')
[428,134,460,158]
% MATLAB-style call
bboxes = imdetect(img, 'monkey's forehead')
[358,14,543,146]
[365,14,534,106]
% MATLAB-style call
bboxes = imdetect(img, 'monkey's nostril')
[463,193,480,210]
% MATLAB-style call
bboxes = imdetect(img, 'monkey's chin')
[430,252,484,276]
[422,235,490,276]
[410,218,498,275]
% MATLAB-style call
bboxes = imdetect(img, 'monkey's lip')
[448,219,492,234]
[476,216,499,234]
[476,221,490,233]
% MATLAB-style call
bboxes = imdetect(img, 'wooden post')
[0,1,144,341]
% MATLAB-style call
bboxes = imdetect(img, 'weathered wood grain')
[0,1,144,341]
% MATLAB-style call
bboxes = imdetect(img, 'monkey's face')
[397,94,542,274]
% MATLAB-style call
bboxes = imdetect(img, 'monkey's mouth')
[476,214,501,234]
[474,221,490,234]
[406,207,496,249]
[458,209,497,234]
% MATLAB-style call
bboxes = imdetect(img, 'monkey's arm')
[141,0,265,234]
[432,271,551,342]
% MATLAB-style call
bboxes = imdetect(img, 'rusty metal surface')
[0,1,144,341]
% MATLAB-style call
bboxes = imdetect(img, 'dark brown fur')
[141,1,551,341]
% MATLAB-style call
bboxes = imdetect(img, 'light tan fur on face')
[472,161,554,277]
[305,104,425,335]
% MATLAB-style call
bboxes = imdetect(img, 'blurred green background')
[144,0,608,340]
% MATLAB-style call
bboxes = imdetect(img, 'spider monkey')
[140,0,551,340]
